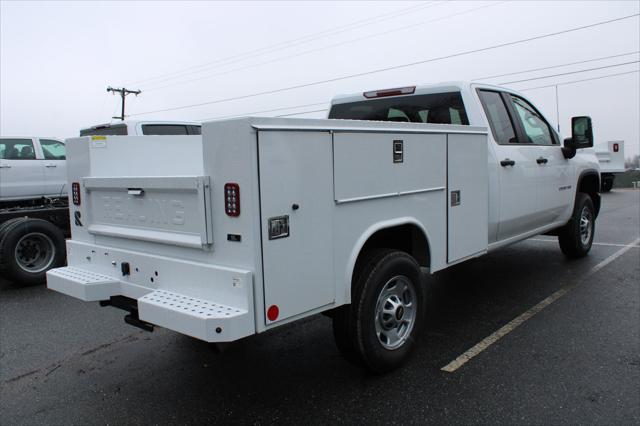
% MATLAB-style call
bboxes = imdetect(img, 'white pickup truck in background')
[47,81,600,372]
[80,120,201,136]
[595,140,625,192]
[0,137,67,201]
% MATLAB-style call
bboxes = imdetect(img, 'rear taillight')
[613,143,619,152]
[363,86,416,99]
[224,183,240,216]
[72,182,81,205]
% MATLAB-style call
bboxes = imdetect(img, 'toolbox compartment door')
[447,134,488,262]
[333,132,446,202]
[258,130,335,324]
[83,176,213,249]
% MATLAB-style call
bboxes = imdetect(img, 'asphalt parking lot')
[1,190,638,425]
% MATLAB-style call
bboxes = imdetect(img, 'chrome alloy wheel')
[375,275,417,350]
[14,232,55,273]
[579,206,593,246]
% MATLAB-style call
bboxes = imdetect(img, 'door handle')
[536,157,548,165]
[45,164,57,168]
[500,159,515,167]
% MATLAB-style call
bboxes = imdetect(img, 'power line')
[518,69,640,91]
[473,51,639,81]
[205,69,640,120]
[275,109,329,117]
[500,60,639,84]
[199,102,329,121]
[129,13,639,117]
[201,59,640,121]
[125,2,444,88]
[229,69,640,118]
[142,1,503,92]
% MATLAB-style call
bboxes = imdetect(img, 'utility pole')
[555,85,560,133]
[107,86,141,120]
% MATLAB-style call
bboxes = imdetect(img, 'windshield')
[328,92,469,125]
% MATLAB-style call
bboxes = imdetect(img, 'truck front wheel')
[333,249,425,373]
[0,218,66,285]
[558,193,595,258]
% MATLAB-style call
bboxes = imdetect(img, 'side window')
[0,138,36,160]
[477,90,517,144]
[510,95,555,145]
[40,139,66,160]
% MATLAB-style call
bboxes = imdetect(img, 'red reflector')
[224,183,240,217]
[72,182,81,205]
[363,86,416,99]
[267,305,279,321]
[613,143,619,152]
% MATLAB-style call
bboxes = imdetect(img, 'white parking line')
[441,237,640,373]
[529,238,640,248]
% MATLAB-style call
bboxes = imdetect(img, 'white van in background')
[80,120,201,136]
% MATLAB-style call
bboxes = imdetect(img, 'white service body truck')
[47,82,600,372]
[595,140,625,192]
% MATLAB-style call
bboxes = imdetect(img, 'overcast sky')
[1,1,639,157]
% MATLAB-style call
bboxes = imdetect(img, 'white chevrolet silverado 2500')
[47,82,600,372]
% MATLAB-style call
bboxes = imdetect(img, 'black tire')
[0,217,28,239]
[558,193,595,258]
[333,249,424,373]
[0,218,66,284]
[331,304,363,366]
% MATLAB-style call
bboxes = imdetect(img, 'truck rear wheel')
[0,218,66,284]
[333,249,424,373]
[558,193,595,258]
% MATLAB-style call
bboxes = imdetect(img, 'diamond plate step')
[47,266,120,301]
[138,290,253,342]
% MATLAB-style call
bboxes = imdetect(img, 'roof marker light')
[363,86,416,99]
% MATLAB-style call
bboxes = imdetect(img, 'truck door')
[477,90,543,241]
[508,94,572,224]
[0,138,44,200]
[39,139,67,197]
[258,130,335,324]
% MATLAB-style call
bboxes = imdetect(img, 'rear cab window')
[0,138,36,160]
[329,92,469,125]
[142,124,186,135]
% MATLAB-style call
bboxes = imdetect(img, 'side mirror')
[563,116,593,159]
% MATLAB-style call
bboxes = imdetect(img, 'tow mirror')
[562,116,593,159]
